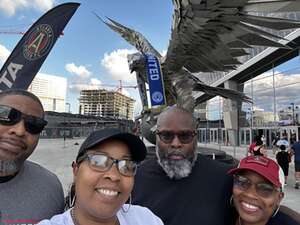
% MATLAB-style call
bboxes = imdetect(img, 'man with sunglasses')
[132,106,234,225]
[0,89,64,225]
[132,106,300,225]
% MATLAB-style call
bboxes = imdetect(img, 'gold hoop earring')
[122,194,131,213]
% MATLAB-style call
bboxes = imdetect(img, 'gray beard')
[0,160,21,175]
[156,145,197,180]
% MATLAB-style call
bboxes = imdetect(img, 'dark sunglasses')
[78,153,138,177]
[0,105,47,135]
[156,130,196,144]
[233,174,281,198]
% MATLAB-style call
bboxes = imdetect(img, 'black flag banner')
[0,2,80,91]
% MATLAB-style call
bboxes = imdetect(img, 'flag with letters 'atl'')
[0,2,80,91]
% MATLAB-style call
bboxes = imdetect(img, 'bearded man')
[132,106,234,225]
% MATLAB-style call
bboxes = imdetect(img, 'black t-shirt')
[232,209,300,225]
[267,211,300,225]
[253,146,264,156]
[276,151,289,165]
[132,155,234,225]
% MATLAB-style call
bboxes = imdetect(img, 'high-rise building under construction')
[79,89,135,120]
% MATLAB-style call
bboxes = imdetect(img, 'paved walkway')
[29,138,299,212]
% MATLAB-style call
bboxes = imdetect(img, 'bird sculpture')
[96,0,300,143]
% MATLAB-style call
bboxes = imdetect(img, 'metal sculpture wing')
[96,0,300,142]
[165,0,300,73]
[98,0,300,112]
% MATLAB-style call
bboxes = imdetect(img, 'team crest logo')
[23,24,54,61]
[152,91,164,103]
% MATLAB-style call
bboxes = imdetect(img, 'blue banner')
[144,54,166,107]
[0,3,79,91]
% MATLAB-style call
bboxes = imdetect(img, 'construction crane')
[0,25,65,36]
[72,80,138,93]
[115,80,137,93]
[0,29,64,36]
[0,30,25,35]
[0,24,29,35]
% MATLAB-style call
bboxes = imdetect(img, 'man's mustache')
[165,149,186,158]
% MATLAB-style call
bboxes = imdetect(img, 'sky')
[1,0,300,120]
[0,0,173,114]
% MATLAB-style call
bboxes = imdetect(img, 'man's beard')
[0,159,22,175]
[156,145,198,180]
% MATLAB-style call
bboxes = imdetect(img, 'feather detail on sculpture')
[94,0,300,143]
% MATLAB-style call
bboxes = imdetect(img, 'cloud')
[17,15,26,20]
[90,78,101,86]
[120,88,131,97]
[69,78,135,97]
[101,49,137,83]
[161,50,167,57]
[243,71,300,112]
[65,63,91,79]
[0,0,54,16]
[0,44,10,65]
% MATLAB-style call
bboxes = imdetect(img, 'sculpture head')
[127,52,145,73]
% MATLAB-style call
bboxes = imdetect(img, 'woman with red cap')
[228,155,299,225]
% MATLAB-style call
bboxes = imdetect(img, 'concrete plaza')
[29,138,300,212]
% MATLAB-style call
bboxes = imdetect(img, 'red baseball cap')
[228,156,285,191]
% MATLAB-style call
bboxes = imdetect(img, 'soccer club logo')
[23,24,54,61]
[152,91,164,104]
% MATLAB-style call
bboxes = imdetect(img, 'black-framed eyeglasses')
[78,153,138,177]
[0,105,47,135]
[233,174,281,198]
[156,130,196,144]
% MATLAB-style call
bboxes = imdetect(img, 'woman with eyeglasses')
[37,128,164,225]
[228,155,300,225]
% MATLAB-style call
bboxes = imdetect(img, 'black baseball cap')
[76,128,147,162]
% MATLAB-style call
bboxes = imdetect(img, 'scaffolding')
[79,89,135,120]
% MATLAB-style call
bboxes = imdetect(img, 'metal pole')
[251,77,254,141]
[219,97,221,151]
[206,103,208,148]
[65,102,71,113]
[236,102,239,158]
[291,103,295,125]
[63,114,66,148]
[272,64,276,123]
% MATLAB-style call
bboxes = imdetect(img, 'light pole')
[291,103,295,126]
[63,103,71,148]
